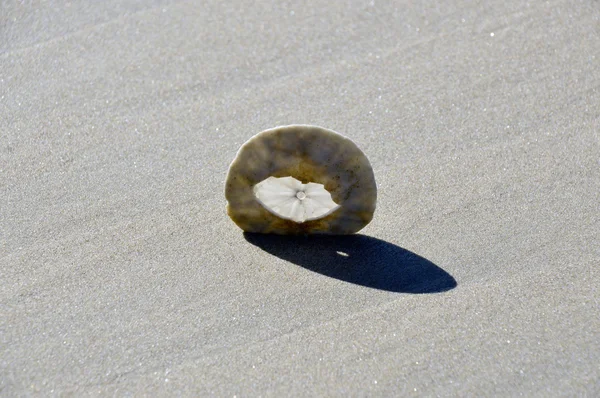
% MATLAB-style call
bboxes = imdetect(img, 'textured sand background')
[1,0,599,395]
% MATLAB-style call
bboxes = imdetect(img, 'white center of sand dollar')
[253,176,340,223]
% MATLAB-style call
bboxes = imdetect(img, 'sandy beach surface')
[2,0,599,395]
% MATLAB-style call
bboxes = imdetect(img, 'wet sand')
[2,0,599,395]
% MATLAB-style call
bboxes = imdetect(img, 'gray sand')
[1,0,599,395]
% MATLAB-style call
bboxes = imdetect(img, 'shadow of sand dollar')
[244,233,457,293]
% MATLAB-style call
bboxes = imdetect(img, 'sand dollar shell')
[225,125,377,235]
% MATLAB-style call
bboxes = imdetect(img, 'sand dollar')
[225,125,377,235]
